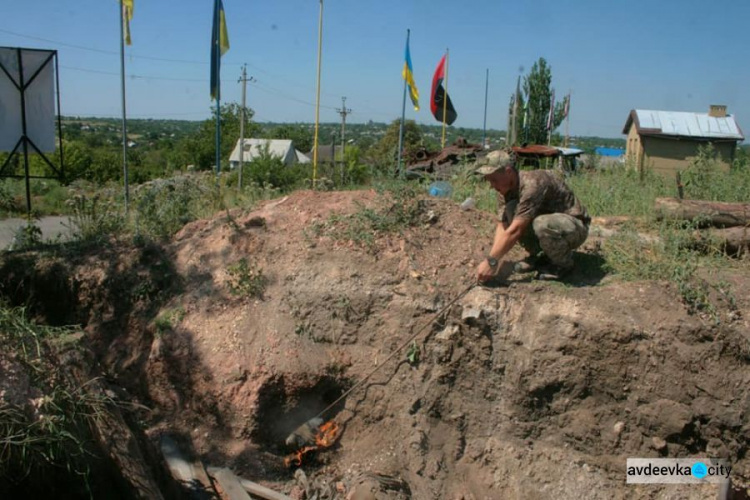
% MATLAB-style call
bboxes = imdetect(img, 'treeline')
[1,106,632,189]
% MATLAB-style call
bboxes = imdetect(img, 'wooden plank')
[160,435,218,499]
[208,467,252,500]
[238,477,293,500]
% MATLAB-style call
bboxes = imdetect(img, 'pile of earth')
[1,188,748,499]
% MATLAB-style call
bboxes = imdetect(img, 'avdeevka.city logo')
[691,462,708,479]
[626,458,730,484]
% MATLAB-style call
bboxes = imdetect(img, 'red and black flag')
[430,55,457,125]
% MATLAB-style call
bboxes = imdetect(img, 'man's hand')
[477,259,498,282]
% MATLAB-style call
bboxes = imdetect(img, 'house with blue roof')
[622,105,744,177]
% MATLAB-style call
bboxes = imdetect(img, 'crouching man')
[475,149,590,282]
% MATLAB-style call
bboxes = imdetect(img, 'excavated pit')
[251,374,350,456]
[3,190,749,499]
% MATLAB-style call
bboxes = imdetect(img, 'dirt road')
[0,216,71,248]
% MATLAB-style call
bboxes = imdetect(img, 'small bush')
[8,222,43,250]
[681,144,750,202]
[65,190,125,243]
[134,175,211,240]
[226,258,267,298]
[325,182,425,249]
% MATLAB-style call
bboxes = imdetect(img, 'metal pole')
[440,48,449,149]
[119,0,129,213]
[238,64,246,191]
[54,52,64,181]
[397,34,409,178]
[482,68,488,149]
[312,0,324,188]
[214,0,221,188]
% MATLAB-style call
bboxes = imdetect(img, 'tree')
[367,119,424,172]
[515,58,565,145]
[182,103,261,170]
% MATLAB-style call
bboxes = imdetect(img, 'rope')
[313,281,476,422]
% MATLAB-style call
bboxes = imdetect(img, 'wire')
[0,27,221,66]
[312,281,477,422]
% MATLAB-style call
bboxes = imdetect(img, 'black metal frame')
[0,47,65,215]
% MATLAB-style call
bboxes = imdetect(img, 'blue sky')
[2,0,749,138]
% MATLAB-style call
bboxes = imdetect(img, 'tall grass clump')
[133,174,211,240]
[567,161,672,217]
[0,305,108,490]
[65,187,125,244]
[681,144,750,202]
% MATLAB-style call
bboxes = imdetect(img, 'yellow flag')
[123,0,134,45]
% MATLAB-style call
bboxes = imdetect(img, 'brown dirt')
[3,189,749,499]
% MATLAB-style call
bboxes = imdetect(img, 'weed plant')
[133,175,211,240]
[226,258,267,298]
[325,183,424,249]
[0,305,107,489]
[65,189,125,243]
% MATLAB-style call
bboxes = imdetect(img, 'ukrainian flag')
[122,0,133,45]
[210,0,230,100]
[402,36,419,111]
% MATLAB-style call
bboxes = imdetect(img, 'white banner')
[0,48,56,153]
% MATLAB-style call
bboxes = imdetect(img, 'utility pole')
[336,96,351,183]
[237,64,255,191]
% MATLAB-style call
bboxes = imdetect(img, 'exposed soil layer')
[2,189,749,499]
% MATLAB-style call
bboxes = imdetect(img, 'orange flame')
[283,419,341,467]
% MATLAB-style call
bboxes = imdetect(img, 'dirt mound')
[3,189,749,499]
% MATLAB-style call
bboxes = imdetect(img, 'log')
[655,198,750,228]
[701,227,750,256]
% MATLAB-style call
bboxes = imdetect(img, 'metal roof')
[555,147,584,157]
[229,138,309,165]
[627,109,744,140]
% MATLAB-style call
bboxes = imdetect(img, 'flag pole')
[214,0,221,188]
[440,48,449,148]
[564,91,571,147]
[397,29,410,179]
[119,1,129,213]
[312,0,324,188]
[481,68,488,149]
[510,75,520,146]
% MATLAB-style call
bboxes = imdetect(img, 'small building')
[228,138,310,169]
[622,105,744,177]
[307,144,344,164]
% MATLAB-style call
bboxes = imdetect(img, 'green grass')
[323,183,425,250]
[226,258,267,298]
[568,146,750,317]
[567,164,673,217]
[0,305,108,488]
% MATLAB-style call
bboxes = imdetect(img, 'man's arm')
[477,217,532,282]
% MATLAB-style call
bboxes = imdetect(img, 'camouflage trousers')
[504,202,589,268]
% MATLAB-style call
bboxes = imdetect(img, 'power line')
[1,27,343,99]
[0,28,221,65]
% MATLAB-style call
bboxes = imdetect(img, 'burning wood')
[284,419,341,467]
